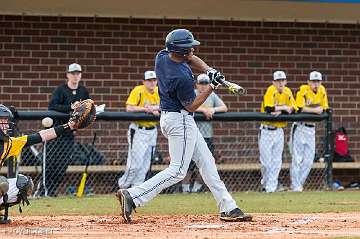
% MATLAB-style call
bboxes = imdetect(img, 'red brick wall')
[1,15,359,161]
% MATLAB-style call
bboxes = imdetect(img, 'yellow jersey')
[261,85,297,128]
[126,85,160,128]
[295,85,329,110]
[0,135,28,169]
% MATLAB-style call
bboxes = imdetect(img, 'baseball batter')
[290,71,329,192]
[0,103,93,223]
[116,29,252,223]
[118,70,160,189]
[259,71,296,193]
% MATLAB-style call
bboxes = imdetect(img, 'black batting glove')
[206,68,225,89]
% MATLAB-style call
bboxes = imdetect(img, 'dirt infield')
[1,212,359,239]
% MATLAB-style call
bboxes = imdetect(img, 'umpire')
[45,63,91,196]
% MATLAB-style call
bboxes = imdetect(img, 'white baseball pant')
[290,123,315,192]
[259,125,284,193]
[127,110,238,213]
[118,123,157,188]
[0,178,19,205]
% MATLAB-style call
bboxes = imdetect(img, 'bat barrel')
[222,80,246,95]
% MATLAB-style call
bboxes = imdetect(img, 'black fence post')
[324,109,333,189]
[7,122,17,178]
[6,157,17,178]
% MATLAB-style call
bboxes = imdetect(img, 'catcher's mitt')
[69,99,96,129]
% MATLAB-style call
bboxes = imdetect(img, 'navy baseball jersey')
[155,49,196,111]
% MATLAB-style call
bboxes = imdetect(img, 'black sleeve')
[48,87,72,113]
[24,133,42,147]
[76,85,91,101]
[264,106,275,113]
[84,87,90,99]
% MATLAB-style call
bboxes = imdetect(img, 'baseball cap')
[273,71,286,81]
[309,71,322,81]
[144,71,156,80]
[67,63,82,73]
[197,74,210,84]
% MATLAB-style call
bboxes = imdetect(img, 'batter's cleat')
[220,208,253,222]
[0,216,11,224]
[115,189,136,224]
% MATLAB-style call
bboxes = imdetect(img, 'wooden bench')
[1,162,359,174]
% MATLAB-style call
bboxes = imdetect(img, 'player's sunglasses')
[69,71,81,75]
[197,82,209,85]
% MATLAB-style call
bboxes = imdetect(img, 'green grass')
[15,191,360,216]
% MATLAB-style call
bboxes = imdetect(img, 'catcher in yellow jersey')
[118,71,160,189]
[259,71,297,193]
[0,102,94,224]
[290,71,329,192]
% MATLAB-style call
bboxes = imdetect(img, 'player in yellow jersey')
[118,71,160,189]
[290,71,329,192]
[0,104,84,223]
[259,71,297,193]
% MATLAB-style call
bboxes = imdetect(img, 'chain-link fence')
[0,112,332,196]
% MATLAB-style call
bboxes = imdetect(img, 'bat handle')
[91,133,97,145]
[221,78,231,88]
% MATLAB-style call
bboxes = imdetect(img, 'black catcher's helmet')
[0,104,15,141]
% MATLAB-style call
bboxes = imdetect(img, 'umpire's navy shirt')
[155,49,196,111]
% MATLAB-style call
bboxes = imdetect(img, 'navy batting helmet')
[0,104,15,141]
[165,29,200,56]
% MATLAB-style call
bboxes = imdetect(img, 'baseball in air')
[42,117,53,128]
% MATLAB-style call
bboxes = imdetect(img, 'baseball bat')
[222,78,246,95]
[76,133,97,198]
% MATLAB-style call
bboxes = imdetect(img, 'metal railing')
[1,111,333,196]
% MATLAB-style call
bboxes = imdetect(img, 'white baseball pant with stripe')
[290,123,315,192]
[127,110,238,213]
[118,123,157,188]
[259,125,284,193]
